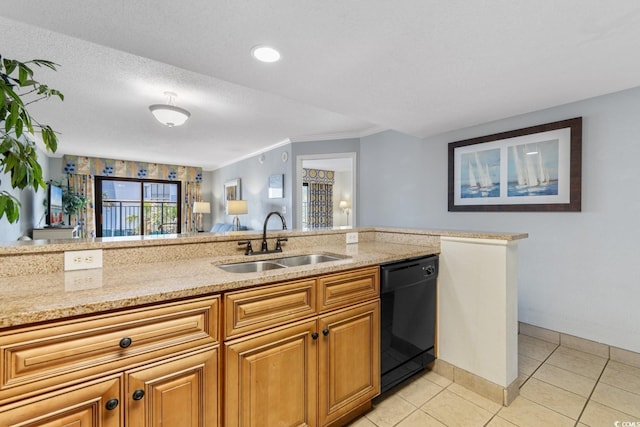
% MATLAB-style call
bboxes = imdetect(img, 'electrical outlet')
[346,232,359,244]
[64,269,103,291]
[64,249,103,271]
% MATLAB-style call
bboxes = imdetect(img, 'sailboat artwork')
[460,148,500,198]
[507,139,559,197]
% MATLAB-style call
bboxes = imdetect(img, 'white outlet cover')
[64,249,103,271]
[346,232,359,244]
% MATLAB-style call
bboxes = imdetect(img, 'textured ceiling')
[2,1,640,170]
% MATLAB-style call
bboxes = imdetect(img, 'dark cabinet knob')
[105,398,119,410]
[311,332,319,340]
[132,389,145,401]
[119,337,132,348]
[322,328,330,336]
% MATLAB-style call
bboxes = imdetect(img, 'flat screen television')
[47,183,64,227]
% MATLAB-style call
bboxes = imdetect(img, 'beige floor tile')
[545,346,607,379]
[519,354,543,376]
[600,360,640,395]
[396,375,444,407]
[579,400,637,427]
[533,363,597,397]
[396,410,446,427]
[447,382,502,414]
[421,370,453,388]
[366,395,417,427]
[485,416,519,427]
[498,396,575,427]
[347,416,378,427]
[519,377,587,419]
[517,372,530,388]
[591,382,640,418]
[421,389,494,427]
[518,334,558,361]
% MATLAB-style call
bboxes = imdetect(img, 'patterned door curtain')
[303,168,335,228]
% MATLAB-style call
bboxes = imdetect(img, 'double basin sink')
[217,253,348,273]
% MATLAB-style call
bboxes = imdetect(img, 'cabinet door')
[0,375,122,426]
[126,347,218,427]
[318,300,380,426]
[226,319,318,427]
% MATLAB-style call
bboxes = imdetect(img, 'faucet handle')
[238,240,253,255]
[275,237,288,251]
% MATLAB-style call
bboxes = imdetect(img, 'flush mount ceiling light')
[251,45,281,63]
[149,91,191,127]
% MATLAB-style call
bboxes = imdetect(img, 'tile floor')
[348,333,640,427]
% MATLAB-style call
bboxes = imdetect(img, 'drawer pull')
[105,398,119,410]
[119,337,133,348]
[132,389,145,400]
[311,332,319,340]
[322,328,330,336]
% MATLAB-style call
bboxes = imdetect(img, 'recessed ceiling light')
[251,45,281,63]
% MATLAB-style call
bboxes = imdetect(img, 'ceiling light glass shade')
[193,202,211,214]
[251,45,281,63]
[149,104,191,127]
[227,200,248,215]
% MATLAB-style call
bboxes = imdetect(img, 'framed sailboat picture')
[448,117,582,212]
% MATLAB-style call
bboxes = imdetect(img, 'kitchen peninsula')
[0,227,526,426]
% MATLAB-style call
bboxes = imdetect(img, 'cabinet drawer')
[0,374,123,426]
[224,279,316,339]
[317,267,380,313]
[0,296,218,404]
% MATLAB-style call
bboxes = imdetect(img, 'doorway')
[295,153,356,229]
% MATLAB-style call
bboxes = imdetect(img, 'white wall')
[211,145,293,231]
[0,147,50,242]
[360,87,640,353]
[333,170,353,226]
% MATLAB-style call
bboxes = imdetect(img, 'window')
[96,177,181,237]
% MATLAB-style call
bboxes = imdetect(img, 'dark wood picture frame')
[448,117,582,212]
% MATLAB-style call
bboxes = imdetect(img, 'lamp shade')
[339,200,349,209]
[227,200,248,215]
[193,202,211,214]
[149,104,191,127]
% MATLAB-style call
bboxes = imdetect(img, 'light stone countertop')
[0,241,439,329]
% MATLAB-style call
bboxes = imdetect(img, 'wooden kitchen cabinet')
[0,296,220,427]
[224,267,381,427]
[127,347,219,427]
[0,375,123,426]
[225,319,318,426]
[318,300,380,427]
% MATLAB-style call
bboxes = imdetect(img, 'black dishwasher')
[380,255,438,393]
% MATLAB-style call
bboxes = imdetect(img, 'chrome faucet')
[260,211,287,253]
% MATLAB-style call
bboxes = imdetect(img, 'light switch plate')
[346,232,359,244]
[64,249,103,271]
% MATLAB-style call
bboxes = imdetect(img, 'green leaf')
[0,192,22,223]
[3,60,17,75]
[41,126,58,152]
[15,119,23,138]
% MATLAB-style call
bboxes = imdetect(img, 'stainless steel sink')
[217,253,347,273]
[217,260,286,273]
[275,254,345,267]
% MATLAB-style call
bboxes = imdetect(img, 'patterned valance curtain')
[62,155,203,237]
[303,168,335,228]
